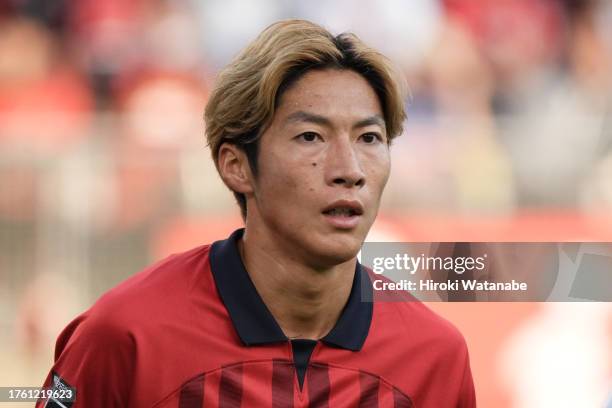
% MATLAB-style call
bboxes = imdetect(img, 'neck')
[238,228,356,340]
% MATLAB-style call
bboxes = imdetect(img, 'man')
[38,20,475,407]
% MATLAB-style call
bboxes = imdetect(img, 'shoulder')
[359,268,475,406]
[390,299,467,348]
[101,243,212,301]
[365,269,468,352]
[368,290,473,390]
[58,244,213,350]
[375,295,466,344]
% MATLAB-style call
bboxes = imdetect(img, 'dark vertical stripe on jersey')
[393,387,413,408]
[359,371,379,408]
[307,363,330,408]
[179,374,204,408]
[272,360,294,408]
[219,364,243,408]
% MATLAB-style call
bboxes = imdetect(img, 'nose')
[325,136,366,188]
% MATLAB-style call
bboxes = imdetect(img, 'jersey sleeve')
[36,311,137,408]
[457,347,477,408]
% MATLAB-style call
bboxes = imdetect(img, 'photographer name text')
[373,279,528,292]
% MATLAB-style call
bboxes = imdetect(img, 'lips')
[322,200,364,229]
[321,200,364,216]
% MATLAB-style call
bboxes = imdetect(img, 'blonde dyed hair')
[205,19,407,218]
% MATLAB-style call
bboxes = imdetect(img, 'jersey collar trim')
[209,228,373,351]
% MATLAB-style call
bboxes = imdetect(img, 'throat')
[238,233,356,339]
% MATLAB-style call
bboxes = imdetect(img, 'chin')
[305,232,363,268]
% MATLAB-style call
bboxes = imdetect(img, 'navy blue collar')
[209,228,372,351]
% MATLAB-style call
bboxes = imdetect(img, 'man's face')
[248,68,391,268]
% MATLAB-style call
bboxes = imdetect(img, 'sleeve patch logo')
[43,372,75,408]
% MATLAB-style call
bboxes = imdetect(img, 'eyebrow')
[353,115,386,129]
[284,110,386,130]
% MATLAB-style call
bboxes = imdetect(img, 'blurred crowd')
[0,1,611,405]
[0,0,610,361]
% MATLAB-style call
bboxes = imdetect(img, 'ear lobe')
[218,143,254,194]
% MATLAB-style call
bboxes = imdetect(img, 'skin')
[218,69,391,339]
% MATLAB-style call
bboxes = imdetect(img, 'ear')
[217,143,255,195]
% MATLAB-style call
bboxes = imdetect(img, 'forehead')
[275,69,383,120]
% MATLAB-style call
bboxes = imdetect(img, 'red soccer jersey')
[38,229,475,407]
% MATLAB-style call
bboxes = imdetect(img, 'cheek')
[365,151,391,191]
[258,152,318,200]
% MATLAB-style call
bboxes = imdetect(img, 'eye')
[360,132,383,144]
[296,132,321,142]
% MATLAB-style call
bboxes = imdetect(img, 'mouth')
[321,201,364,229]
[322,207,361,217]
